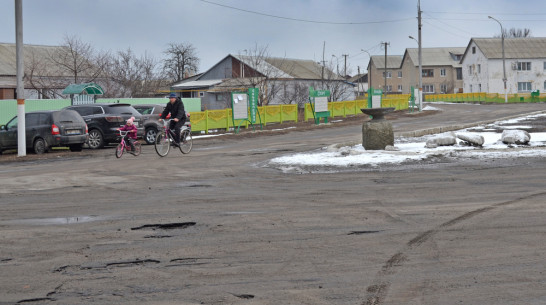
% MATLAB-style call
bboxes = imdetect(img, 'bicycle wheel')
[154,131,170,157]
[115,143,124,158]
[179,129,193,154]
[133,141,142,156]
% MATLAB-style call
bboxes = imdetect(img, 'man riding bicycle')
[160,93,186,147]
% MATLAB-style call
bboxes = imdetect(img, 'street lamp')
[361,49,372,92]
[409,35,422,111]
[488,16,508,103]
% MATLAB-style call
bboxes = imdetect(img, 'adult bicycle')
[154,119,192,157]
[115,130,141,158]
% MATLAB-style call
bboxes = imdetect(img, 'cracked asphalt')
[1,102,546,304]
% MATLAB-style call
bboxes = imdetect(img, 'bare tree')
[49,34,109,84]
[104,48,164,98]
[495,28,532,38]
[162,42,200,82]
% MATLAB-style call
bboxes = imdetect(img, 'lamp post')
[409,35,422,111]
[488,16,508,103]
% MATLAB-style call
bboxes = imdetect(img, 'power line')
[427,11,546,16]
[200,0,414,25]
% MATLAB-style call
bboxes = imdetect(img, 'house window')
[470,85,473,93]
[385,85,392,92]
[477,64,481,73]
[199,91,205,97]
[456,68,462,80]
[472,46,476,54]
[440,84,448,93]
[517,62,531,71]
[544,62,546,70]
[422,69,434,77]
[423,84,435,93]
[215,94,224,101]
[398,71,402,78]
[397,85,403,92]
[518,82,532,92]
[544,81,546,90]
[440,68,446,77]
[478,84,482,92]
[468,65,473,75]
[383,71,392,78]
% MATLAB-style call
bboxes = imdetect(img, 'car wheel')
[88,129,104,149]
[33,138,47,154]
[145,127,158,145]
[69,144,83,152]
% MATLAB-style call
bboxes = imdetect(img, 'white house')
[461,38,546,94]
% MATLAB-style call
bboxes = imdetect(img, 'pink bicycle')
[115,130,141,158]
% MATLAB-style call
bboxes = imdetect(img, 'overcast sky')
[2,0,546,76]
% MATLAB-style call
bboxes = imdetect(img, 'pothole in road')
[348,230,384,235]
[131,222,196,231]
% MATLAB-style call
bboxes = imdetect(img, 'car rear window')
[135,107,153,115]
[105,105,141,116]
[53,110,85,123]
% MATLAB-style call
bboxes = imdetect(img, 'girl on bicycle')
[118,117,138,152]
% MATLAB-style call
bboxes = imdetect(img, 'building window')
[422,69,434,77]
[478,84,482,92]
[398,71,402,78]
[470,85,473,93]
[472,46,476,54]
[518,82,532,92]
[468,65,473,75]
[440,68,446,76]
[199,91,205,97]
[423,84,435,93]
[215,94,224,101]
[544,81,546,90]
[544,62,546,70]
[383,71,392,78]
[517,62,531,71]
[397,85,403,92]
[456,68,462,80]
[477,64,481,73]
[440,84,448,93]
[385,85,392,92]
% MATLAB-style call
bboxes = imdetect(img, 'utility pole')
[417,0,423,111]
[382,42,390,97]
[342,54,348,78]
[321,41,325,80]
[15,0,26,157]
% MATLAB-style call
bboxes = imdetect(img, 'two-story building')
[461,37,546,94]
[367,55,403,94]
[400,47,465,94]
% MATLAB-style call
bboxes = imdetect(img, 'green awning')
[62,83,104,95]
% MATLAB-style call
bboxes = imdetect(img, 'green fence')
[425,92,546,103]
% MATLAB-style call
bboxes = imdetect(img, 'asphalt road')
[1,102,546,305]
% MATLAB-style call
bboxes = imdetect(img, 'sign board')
[232,93,248,120]
[248,88,258,123]
[309,87,331,124]
[367,87,383,108]
[314,96,328,112]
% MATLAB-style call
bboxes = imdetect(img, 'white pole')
[15,0,26,156]
[417,0,423,111]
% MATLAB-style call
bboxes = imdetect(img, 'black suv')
[65,103,144,149]
[0,110,88,154]
[133,104,191,145]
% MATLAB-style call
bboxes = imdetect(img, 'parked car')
[0,109,88,154]
[64,103,144,149]
[133,104,190,145]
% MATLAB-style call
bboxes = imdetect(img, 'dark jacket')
[161,98,185,122]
